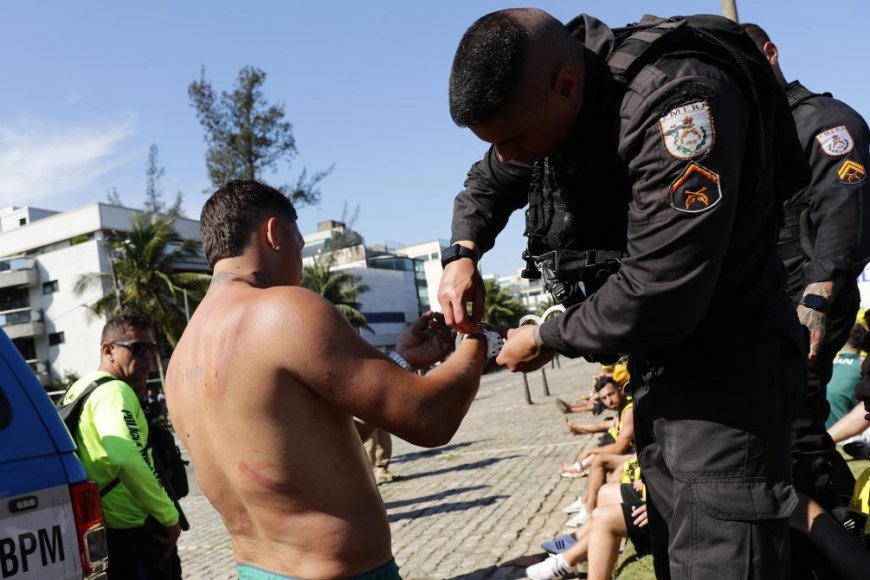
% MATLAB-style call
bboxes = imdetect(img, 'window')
[42,280,59,295]
[48,332,65,346]
[18,217,26,226]
[362,312,406,324]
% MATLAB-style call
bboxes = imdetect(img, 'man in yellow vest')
[61,314,181,579]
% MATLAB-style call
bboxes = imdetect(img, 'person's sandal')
[559,462,589,478]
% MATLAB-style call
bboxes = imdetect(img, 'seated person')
[531,462,649,579]
[828,402,870,447]
[554,360,628,414]
[826,324,865,428]
[562,378,634,476]
[554,375,605,414]
[562,453,633,528]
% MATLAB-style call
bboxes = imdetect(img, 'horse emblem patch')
[659,101,715,160]
[670,163,722,213]
[816,125,854,157]
[838,160,866,184]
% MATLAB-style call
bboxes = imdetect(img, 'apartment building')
[301,221,440,349]
[0,204,205,389]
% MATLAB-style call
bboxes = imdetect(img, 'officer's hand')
[496,325,554,373]
[438,258,484,334]
[796,305,826,361]
[396,311,454,369]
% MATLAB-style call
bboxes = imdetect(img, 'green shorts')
[237,559,401,580]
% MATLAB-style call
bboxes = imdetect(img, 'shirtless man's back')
[166,180,486,579]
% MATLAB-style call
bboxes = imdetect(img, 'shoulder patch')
[816,125,854,157]
[838,160,866,185]
[670,163,721,213]
[659,100,715,160]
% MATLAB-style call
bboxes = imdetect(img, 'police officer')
[744,21,870,492]
[438,9,807,579]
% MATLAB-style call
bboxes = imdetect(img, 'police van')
[0,328,108,579]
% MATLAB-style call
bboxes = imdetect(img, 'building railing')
[0,307,42,327]
[0,257,35,273]
[24,358,52,389]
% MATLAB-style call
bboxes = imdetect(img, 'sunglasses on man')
[111,341,157,357]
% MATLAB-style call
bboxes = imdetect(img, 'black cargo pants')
[631,332,804,579]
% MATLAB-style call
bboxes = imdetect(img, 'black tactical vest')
[523,14,808,306]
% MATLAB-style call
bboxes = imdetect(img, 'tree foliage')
[301,255,371,333]
[103,145,184,217]
[144,144,185,217]
[74,213,211,347]
[188,65,330,205]
[483,279,528,327]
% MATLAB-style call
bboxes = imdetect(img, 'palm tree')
[74,213,211,378]
[483,279,528,327]
[301,254,372,333]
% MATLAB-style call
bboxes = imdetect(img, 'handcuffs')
[517,304,567,327]
[392,307,566,372]
[449,321,506,363]
[389,322,505,372]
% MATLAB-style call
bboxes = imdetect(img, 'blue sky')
[2,1,867,276]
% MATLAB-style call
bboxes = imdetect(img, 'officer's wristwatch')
[799,293,830,313]
[441,244,478,268]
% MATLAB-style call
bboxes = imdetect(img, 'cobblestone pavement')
[177,357,603,579]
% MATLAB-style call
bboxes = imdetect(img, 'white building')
[0,204,205,389]
[494,271,549,313]
[302,221,447,349]
[394,239,450,314]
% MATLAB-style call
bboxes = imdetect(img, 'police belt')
[531,249,624,277]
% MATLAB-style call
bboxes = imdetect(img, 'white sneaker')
[561,497,586,513]
[525,553,577,579]
[563,508,589,529]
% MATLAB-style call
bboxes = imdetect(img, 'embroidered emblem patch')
[670,163,722,213]
[659,101,715,160]
[838,160,866,184]
[816,125,854,157]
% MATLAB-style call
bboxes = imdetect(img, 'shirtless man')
[165,180,488,579]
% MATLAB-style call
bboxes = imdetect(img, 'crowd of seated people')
[523,315,870,579]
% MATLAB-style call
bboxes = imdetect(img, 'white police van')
[0,328,108,579]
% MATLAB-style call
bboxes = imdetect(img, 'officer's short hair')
[102,314,151,342]
[200,179,297,269]
[741,23,771,50]
[449,8,576,127]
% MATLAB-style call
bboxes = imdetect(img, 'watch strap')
[799,293,830,313]
[441,244,478,268]
[389,351,414,371]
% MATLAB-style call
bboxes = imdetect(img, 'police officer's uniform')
[450,15,806,579]
[781,80,870,463]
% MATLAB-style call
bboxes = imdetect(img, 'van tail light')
[69,481,109,578]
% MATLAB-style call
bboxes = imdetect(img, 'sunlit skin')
[166,210,486,579]
[98,326,155,395]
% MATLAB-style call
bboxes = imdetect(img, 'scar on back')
[238,460,292,494]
